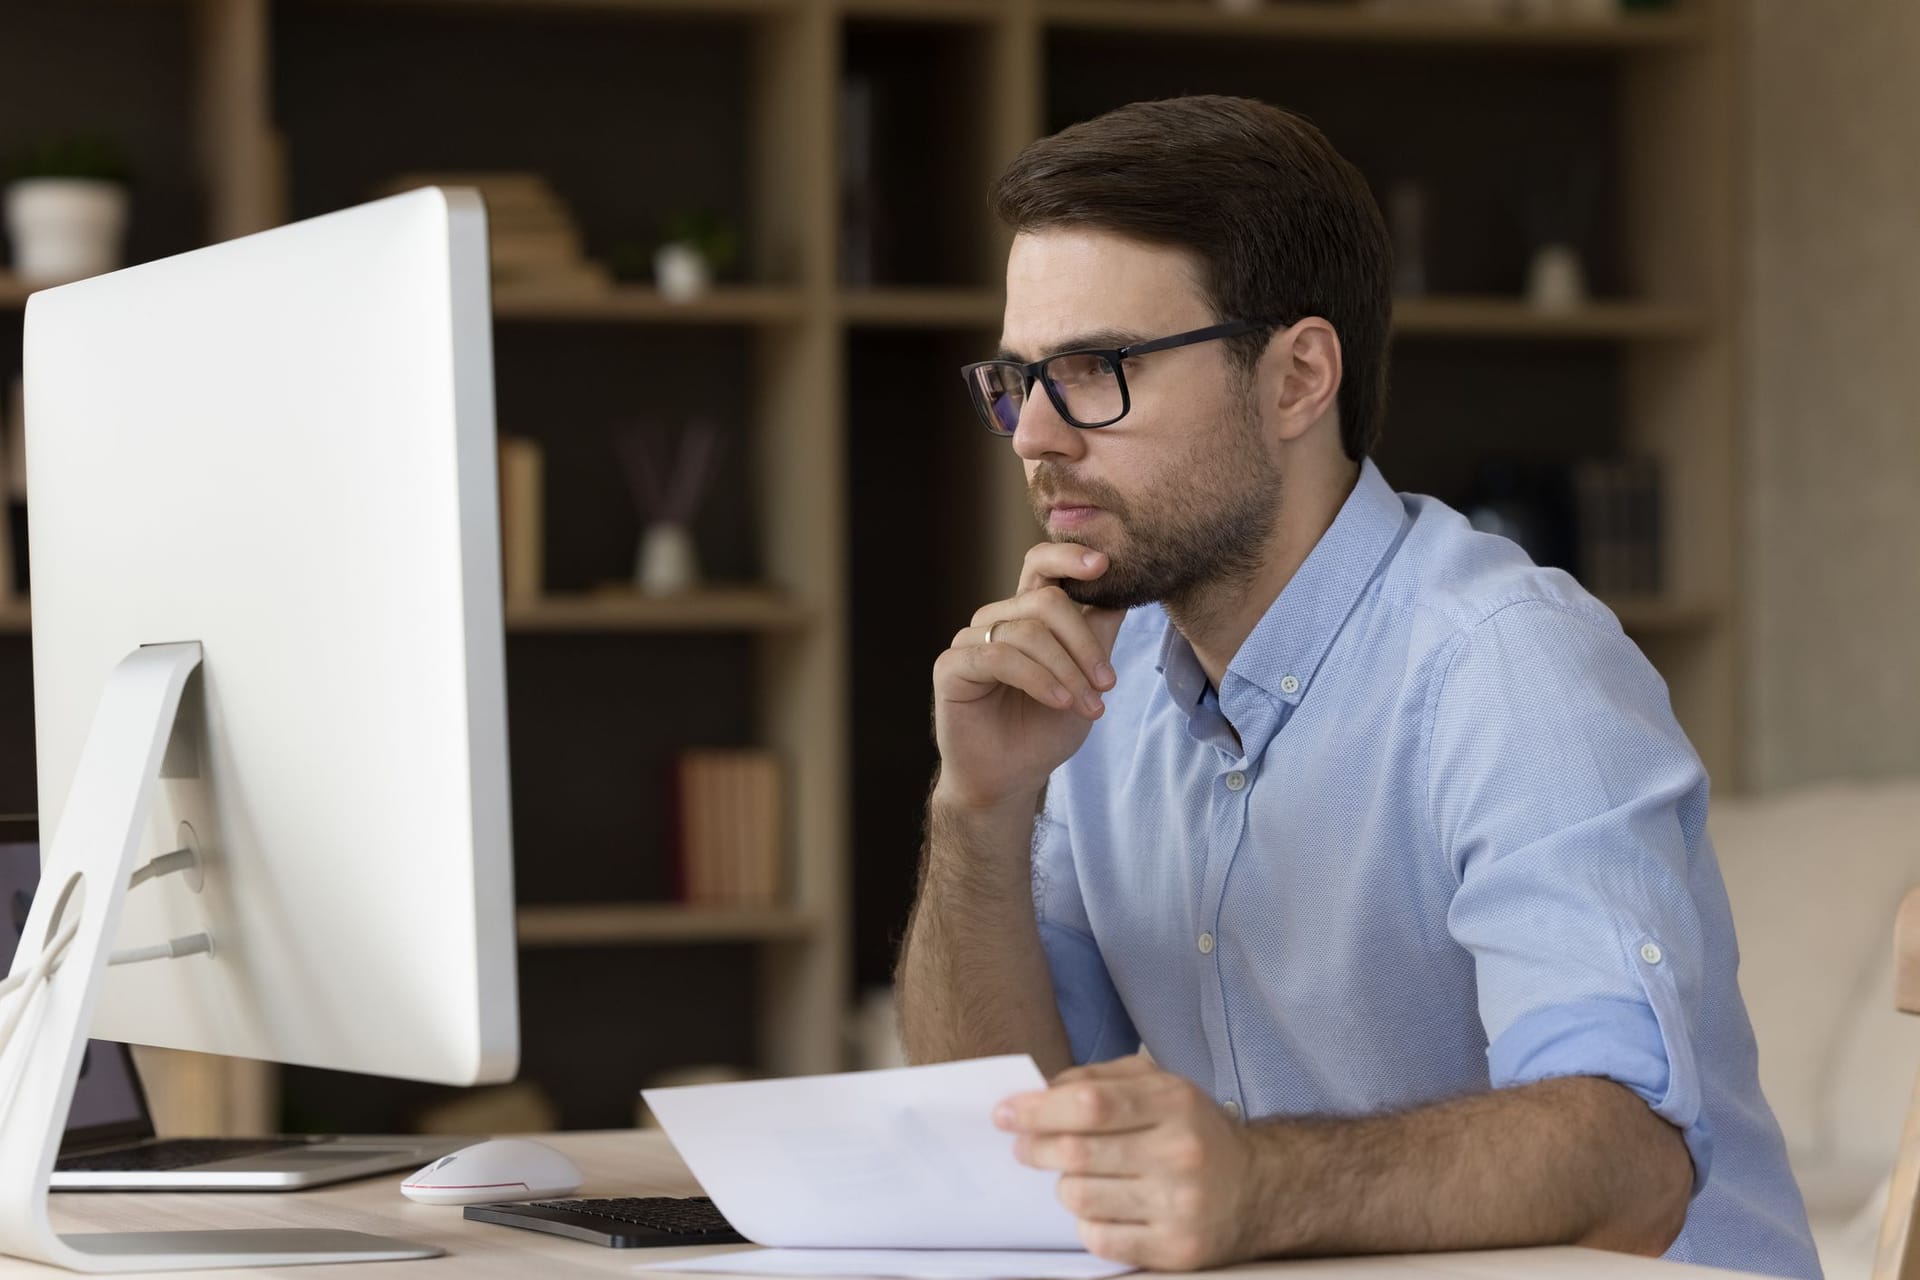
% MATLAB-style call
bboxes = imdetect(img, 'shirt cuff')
[1487,994,1712,1196]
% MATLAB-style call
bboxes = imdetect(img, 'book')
[1572,457,1663,600]
[498,437,544,604]
[675,750,784,907]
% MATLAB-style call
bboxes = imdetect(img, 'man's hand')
[996,1055,1262,1271]
[931,542,1127,814]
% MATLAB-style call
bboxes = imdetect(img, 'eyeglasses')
[960,318,1280,437]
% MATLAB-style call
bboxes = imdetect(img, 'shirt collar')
[1156,457,1409,715]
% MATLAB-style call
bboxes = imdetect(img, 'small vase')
[654,242,712,303]
[4,178,129,285]
[1526,243,1588,312]
[636,522,700,595]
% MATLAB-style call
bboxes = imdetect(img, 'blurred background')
[0,0,1915,1272]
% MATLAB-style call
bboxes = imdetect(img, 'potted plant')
[651,210,740,302]
[5,137,131,285]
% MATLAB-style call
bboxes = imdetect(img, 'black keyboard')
[56,1137,309,1173]
[464,1196,747,1248]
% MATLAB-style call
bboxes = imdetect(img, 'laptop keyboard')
[56,1137,307,1173]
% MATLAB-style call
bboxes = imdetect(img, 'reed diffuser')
[615,419,723,595]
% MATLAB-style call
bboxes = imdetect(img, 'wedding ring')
[984,624,997,646]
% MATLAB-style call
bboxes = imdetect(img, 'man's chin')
[1060,574,1155,612]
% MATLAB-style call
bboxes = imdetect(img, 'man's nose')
[1010,387,1085,462]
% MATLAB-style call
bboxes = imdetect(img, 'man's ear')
[1259,318,1342,444]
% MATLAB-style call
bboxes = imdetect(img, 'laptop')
[2,817,466,1190]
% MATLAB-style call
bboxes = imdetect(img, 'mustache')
[1028,465,1127,515]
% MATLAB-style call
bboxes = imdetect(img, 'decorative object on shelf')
[1522,153,1599,312]
[651,210,740,304]
[615,419,723,596]
[1525,242,1587,311]
[672,749,784,909]
[838,74,880,288]
[372,172,610,295]
[1463,457,1574,573]
[1387,179,1429,298]
[3,136,130,286]
[0,384,11,607]
[498,437,545,605]
[1572,456,1662,599]
[3,375,22,601]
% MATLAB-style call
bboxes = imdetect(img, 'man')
[895,96,1818,1279]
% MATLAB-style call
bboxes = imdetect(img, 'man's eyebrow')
[995,328,1152,364]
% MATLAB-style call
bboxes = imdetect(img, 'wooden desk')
[10,1131,1760,1279]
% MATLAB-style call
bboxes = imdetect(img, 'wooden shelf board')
[517,903,816,946]
[1393,296,1705,341]
[492,283,805,324]
[837,0,1009,21]
[838,288,1004,329]
[326,0,803,17]
[505,588,806,633]
[1041,1,1703,48]
[1604,596,1722,634]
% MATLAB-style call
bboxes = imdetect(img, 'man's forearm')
[1245,1076,1693,1259]
[895,792,1074,1075]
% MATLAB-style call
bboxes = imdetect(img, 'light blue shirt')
[1033,459,1819,1279]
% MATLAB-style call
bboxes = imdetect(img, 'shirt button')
[1224,771,1247,791]
[1222,1100,1242,1120]
[1280,675,1300,695]
[1197,932,1215,955]
[1640,942,1664,965]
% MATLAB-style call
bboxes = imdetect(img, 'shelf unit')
[1,0,1740,1135]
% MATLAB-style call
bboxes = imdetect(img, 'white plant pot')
[654,242,712,303]
[1526,243,1588,312]
[636,521,700,596]
[5,178,129,285]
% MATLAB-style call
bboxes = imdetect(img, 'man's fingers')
[934,640,1072,711]
[1016,1131,1142,1176]
[995,1078,1159,1134]
[973,587,1116,696]
[1020,542,1108,596]
[1052,1054,1158,1086]
[1056,1173,1149,1226]
[963,617,1106,717]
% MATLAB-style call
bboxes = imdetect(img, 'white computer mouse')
[399,1138,584,1205]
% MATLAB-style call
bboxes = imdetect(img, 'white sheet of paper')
[641,1055,1082,1250]
[637,1248,1135,1280]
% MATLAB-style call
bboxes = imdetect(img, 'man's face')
[1000,228,1283,611]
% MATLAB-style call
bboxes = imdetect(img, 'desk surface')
[12,1131,1759,1279]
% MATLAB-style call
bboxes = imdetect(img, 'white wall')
[1744,0,1920,789]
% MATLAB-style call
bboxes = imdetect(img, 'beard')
[1027,410,1283,613]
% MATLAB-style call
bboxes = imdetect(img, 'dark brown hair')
[992,95,1392,461]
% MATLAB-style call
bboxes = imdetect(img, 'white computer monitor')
[0,188,518,1272]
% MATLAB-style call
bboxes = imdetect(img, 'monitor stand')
[0,642,441,1272]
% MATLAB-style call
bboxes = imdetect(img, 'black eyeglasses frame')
[960,317,1284,436]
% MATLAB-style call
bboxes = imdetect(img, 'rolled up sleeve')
[1032,785,1140,1066]
[1428,598,1715,1192]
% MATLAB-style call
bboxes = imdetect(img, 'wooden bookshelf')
[505,589,806,632]
[0,0,1745,1135]
[517,903,818,946]
[1606,596,1723,635]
